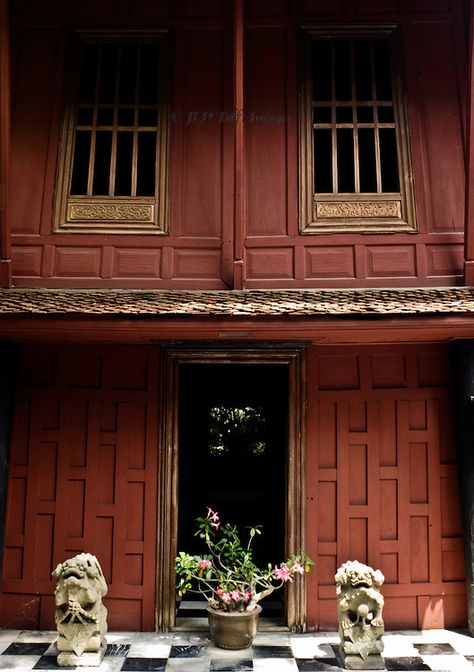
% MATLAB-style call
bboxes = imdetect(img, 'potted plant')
[175,508,313,649]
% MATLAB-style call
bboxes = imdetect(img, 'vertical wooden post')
[233,0,245,289]
[464,2,474,285]
[0,0,11,287]
[0,343,18,578]
[451,340,474,634]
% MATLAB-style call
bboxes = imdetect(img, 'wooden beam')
[0,0,11,287]
[464,0,474,284]
[233,0,245,289]
[3,314,474,345]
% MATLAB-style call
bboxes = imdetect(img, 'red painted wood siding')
[0,345,159,630]
[306,344,466,631]
[0,342,467,630]
[8,0,467,288]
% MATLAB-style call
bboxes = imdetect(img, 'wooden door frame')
[157,342,308,631]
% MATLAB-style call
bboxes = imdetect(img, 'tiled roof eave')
[1,287,474,317]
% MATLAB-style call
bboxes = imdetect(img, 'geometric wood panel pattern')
[0,345,159,631]
[306,344,466,631]
[0,342,467,632]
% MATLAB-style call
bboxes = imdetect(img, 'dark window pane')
[358,128,377,192]
[98,44,118,104]
[379,127,399,192]
[92,131,112,195]
[118,108,135,126]
[76,107,94,125]
[312,40,332,102]
[136,132,157,196]
[70,131,91,195]
[337,128,355,192]
[313,106,331,123]
[336,106,353,123]
[374,39,393,101]
[138,108,158,126]
[314,129,333,193]
[354,40,372,101]
[96,108,114,126]
[119,44,138,104]
[357,106,373,123]
[377,106,395,123]
[115,132,134,196]
[334,40,351,101]
[139,43,160,105]
[77,43,98,104]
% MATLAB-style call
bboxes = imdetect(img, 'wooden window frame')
[53,30,170,235]
[299,25,417,234]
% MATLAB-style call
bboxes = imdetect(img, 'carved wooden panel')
[306,345,466,631]
[1,345,159,631]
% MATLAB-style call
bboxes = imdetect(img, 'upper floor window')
[299,27,416,234]
[53,31,170,234]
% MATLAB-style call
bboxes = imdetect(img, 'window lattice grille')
[312,37,399,196]
[53,32,169,234]
[299,27,416,234]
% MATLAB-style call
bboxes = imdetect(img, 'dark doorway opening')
[176,363,289,627]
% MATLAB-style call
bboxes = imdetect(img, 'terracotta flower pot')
[207,605,262,649]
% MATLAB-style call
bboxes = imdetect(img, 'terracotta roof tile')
[1,287,474,317]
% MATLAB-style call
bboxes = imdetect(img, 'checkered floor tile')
[1,629,474,670]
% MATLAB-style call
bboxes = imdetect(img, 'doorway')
[177,364,288,626]
[158,344,307,632]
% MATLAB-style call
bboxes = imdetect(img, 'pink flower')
[198,559,212,570]
[216,587,224,596]
[243,591,251,603]
[292,561,304,575]
[274,564,292,582]
[231,589,241,602]
[220,591,232,603]
[207,508,220,528]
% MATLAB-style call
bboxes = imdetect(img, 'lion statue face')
[335,560,384,592]
[53,553,108,625]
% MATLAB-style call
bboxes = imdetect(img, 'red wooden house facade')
[1,0,474,633]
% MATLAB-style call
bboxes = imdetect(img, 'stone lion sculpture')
[335,560,385,669]
[52,553,108,667]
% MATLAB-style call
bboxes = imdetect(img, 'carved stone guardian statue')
[335,560,385,670]
[52,553,108,667]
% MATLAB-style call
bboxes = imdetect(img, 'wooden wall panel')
[307,345,466,631]
[354,0,400,13]
[10,3,230,288]
[305,247,356,279]
[246,248,294,279]
[0,345,160,631]
[9,2,467,288]
[246,28,288,237]
[10,27,63,236]
[426,245,465,277]
[180,30,223,239]
[366,246,417,278]
[129,0,171,18]
[405,22,465,234]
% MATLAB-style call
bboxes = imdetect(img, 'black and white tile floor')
[2,628,474,671]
